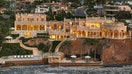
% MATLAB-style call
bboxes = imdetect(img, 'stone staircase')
[55,39,67,52]
[18,38,43,56]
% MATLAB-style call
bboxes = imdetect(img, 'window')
[90,23,100,29]
[40,25,45,30]
[27,18,34,22]
[41,18,44,21]
[18,18,21,21]
[16,25,21,30]
[40,9,44,11]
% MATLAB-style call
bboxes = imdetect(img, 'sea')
[0,65,132,74]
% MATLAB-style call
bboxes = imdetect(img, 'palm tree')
[83,38,93,54]
[83,38,99,61]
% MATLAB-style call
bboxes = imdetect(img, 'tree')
[55,11,66,21]
[83,38,99,61]
[45,6,54,21]
[0,32,4,46]
[115,11,132,20]
[60,40,72,57]
[0,0,8,7]
[37,43,50,52]
[96,0,107,4]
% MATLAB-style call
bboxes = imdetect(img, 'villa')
[104,5,132,16]
[35,2,71,14]
[12,13,131,40]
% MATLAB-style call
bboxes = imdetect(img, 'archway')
[91,32,94,37]
[114,30,119,38]
[107,30,113,38]
[22,25,27,30]
[50,24,53,30]
[34,25,39,30]
[40,25,45,30]
[77,31,81,37]
[93,32,96,37]
[82,31,86,37]
[120,30,125,38]
[28,25,33,30]
[101,28,106,37]
[54,24,57,30]
[88,32,91,37]
[16,25,21,30]
[57,24,61,30]
[56,35,59,39]
[67,35,70,38]
[25,32,31,37]
[64,35,67,38]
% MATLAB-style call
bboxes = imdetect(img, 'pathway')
[55,39,67,52]
[18,40,43,56]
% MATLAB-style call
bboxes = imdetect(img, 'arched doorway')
[54,24,57,30]
[67,35,70,38]
[91,32,94,37]
[120,30,125,38]
[77,31,81,37]
[34,25,39,30]
[28,25,33,30]
[107,30,113,38]
[56,35,59,39]
[16,25,21,30]
[114,30,119,38]
[50,24,53,30]
[40,25,45,30]
[82,31,86,37]
[22,25,27,30]
[64,35,67,38]
[93,32,96,37]
[101,28,106,37]
[88,32,91,37]
[57,24,61,30]
[60,35,63,39]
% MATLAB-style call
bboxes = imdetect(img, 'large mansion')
[12,13,131,40]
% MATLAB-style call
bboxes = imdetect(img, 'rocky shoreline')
[0,65,132,74]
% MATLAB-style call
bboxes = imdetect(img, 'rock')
[101,39,132,65]
[25,38,48,46]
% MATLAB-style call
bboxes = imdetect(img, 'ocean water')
[0,65,132,74]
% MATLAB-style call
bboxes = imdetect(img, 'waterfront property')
[12,13,131,40]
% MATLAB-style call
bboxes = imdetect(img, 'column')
[81,31,82,37]
[85,31,88,37]
[119,32,121,39]
[129,31,132,38]
[20,25,22,31]
[89,32,91,38]
[112,32,114,39]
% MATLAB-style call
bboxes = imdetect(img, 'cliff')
[101,39,132,65]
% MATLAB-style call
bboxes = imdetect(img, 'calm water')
[0,65,132,74]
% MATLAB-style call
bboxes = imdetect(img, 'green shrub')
[51,41,61,52]
[11,34,19,39]
[0,43,32,57]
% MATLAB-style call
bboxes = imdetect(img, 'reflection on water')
[0,65,132,74]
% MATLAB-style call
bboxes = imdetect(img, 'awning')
[71,55,77,58]
[5,36,12,39]
[85,56,91,59]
